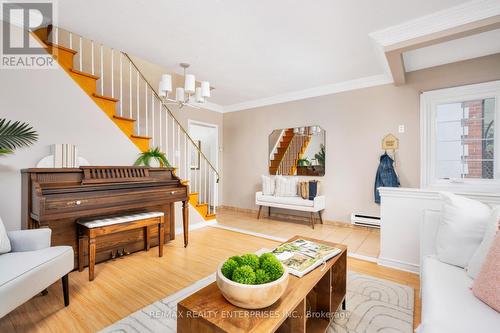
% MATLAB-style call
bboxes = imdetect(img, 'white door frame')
[188,119,219,207]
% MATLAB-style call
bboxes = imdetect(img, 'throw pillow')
[275,176,298,197]
[308,180,320,200]
[467,206,500,278]
[472,233,500,312]
[299,181,309,199]
[262,175,275,196]
[0,216,11,254]
[436,192,491,268]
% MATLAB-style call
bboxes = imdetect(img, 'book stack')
[52,144,78,168]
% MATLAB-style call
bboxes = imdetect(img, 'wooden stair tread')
[44,41,78,54]
[70,69,99,80]
[131,134,152,140]
[196,203,208,208]
[189,192,199,196]
[113,115,135,122]
[93,93,119,102]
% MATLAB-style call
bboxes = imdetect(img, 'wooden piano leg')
[145,226,151,251]
[182,200,189,247]
[158,217,164,257]
[78,229,84,272]
[88,231,96,281]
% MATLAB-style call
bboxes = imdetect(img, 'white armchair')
[0,228,74,318]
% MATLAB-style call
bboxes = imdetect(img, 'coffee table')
[177,236,347,333]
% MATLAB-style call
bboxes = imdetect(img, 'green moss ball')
[240,254,260,271]
[221,258,239,279]
[259,253,276,266]
[254,269,271,284]
[229,255,244,266]
[232,265,256,284]
[261,257,284,281]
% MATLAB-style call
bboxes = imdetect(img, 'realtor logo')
[1,1,56,68]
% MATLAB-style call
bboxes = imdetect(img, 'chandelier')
[158,63,211,109]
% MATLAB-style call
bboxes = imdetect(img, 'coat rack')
[382,133,399,163]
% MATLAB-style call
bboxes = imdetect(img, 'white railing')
[47,26,219,216]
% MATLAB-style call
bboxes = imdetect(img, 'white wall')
[0,48,141,230]
[378,187,500,273]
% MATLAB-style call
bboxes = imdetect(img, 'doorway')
[188,120,219,208]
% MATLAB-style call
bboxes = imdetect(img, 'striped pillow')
[262,175,275,196]
[275,176,298,197]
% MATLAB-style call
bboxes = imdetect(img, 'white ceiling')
[403,28,500,72]
[57,0,473,108]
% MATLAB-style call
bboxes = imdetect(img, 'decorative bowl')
[216,261,289,309]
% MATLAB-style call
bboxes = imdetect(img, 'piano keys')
[21,166,189,267]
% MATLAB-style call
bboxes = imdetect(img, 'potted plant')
[134,147,171,168]
[297,158,311,167]
[314,144,325,167]
[0,118,38,155]
[216,253,289,309]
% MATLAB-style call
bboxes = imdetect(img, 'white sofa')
[0,228,74,318]
[418,210,500,333]
[255,191,326,229]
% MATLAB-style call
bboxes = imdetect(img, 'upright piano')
[21,166,189,266]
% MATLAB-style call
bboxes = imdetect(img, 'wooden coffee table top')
[177,236,347,333]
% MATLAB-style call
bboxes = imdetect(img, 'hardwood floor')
[216,208,381,258]
[0,226,418,333]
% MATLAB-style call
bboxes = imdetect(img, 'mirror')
[269,126,325,176]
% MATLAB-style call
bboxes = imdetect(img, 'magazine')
[272,239,342,277]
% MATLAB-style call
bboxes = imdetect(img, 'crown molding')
[369,0,500,48]
[192,101,225,113]
[223,74,393,113]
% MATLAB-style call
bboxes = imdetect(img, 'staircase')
[33,26,218,221]
[269,129,311,175]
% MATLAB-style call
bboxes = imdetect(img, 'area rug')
[100,272,413,333]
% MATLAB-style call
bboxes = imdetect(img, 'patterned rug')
[100,272,413,333]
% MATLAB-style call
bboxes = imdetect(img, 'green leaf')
[134,147,171,167]
[0,119,38,151]
[0,148,13,156]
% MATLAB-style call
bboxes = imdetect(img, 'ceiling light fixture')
[158,63,211,109]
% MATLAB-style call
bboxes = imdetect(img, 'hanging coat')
[374,153,400,204]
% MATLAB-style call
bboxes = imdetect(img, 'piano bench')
[77,212,165,281]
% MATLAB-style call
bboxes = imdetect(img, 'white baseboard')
[377,256,420,274]
[210,223,288,242]
[175,220,217,235]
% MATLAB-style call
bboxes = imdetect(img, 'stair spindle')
[69,32,72,49]
[100,44,104,95]
[136,70,140,135]
[79,37,83,71]
[151,89,155,146]
[111,49,114,98]
[145,84,148,137]
[91,41,94,75]
[119,53,123,116]
[129,61,132,118]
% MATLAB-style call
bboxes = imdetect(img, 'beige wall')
[222,54,500,223]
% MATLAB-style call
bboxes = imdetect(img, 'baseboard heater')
[351,213,380,228]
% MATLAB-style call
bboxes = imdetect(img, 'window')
[421,81,500,192]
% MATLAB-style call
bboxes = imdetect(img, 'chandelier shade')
[184,74,196,94]
[195,87,204,103]
[176,87,185,102]
[159,74,172,97]
[201,81,211,98]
